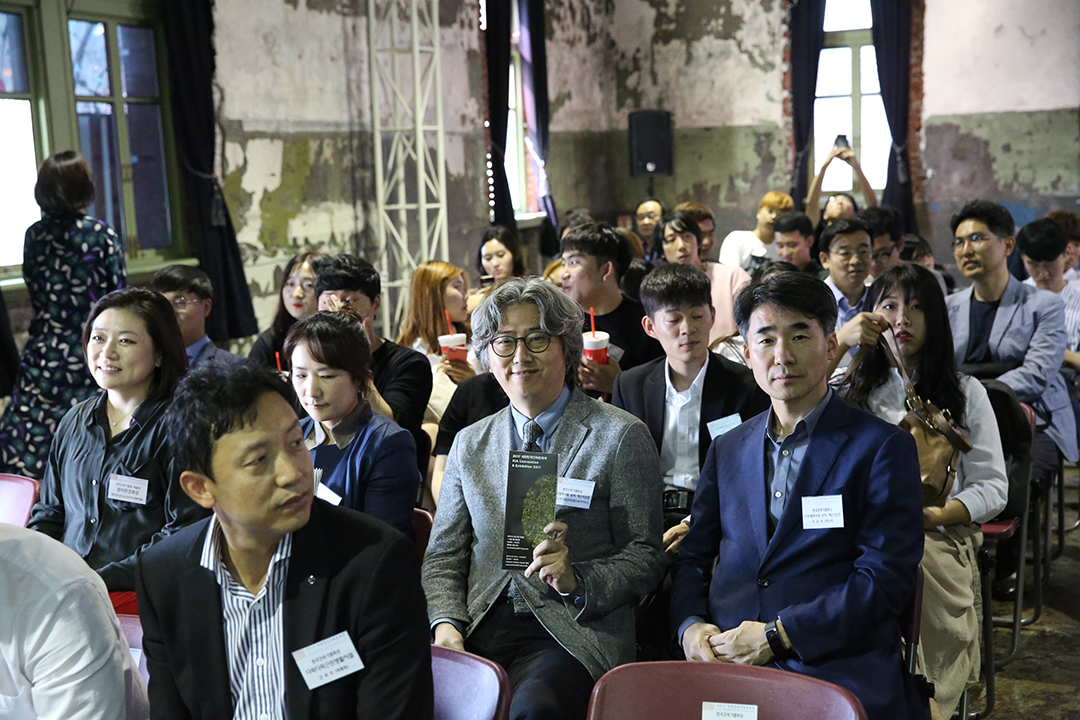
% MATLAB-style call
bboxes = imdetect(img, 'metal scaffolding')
[367,0,449,336]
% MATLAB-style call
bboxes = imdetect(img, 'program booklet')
[502,450,558,570]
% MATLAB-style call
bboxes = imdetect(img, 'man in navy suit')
[670,272,927,720]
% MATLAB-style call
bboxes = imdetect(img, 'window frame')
[0,0,187,284]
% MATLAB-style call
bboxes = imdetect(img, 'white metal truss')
[367,0,449,336]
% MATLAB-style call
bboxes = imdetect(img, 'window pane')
[70,20,111,97]
[117,26,159,98]
[76,101,124,235]
[0,12,30,94]
[860,45,880,95]
[815,47,852,98]
[860,94,891,190]
[823,0,872,32]
[814,96,853,192]
[0,99,39,266]
[127,104,170,248]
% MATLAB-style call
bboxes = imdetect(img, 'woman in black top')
[27,288,205,591]
[249,250,324,372]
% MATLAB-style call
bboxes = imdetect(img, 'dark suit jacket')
[135,500,433,720]
[611,352,770,470]
[670,394,926,720]
[190,338,244,368]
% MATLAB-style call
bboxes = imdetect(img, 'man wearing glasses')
[424,277,666,720]
[946,200,1076,599]
[859,206,905,280]
[149,265,242,367]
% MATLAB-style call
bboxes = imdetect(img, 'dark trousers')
[996,429,1060,579]
[466,599,595,720]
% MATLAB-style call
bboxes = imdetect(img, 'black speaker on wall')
[628,110,673,177]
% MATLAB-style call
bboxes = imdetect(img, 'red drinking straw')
[444,309,454,335]
[275,351,282,372]
[589,307,596,338]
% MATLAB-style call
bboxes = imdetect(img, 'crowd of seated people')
[8,150,1080,720]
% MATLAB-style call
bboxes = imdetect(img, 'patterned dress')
[0,214,126,478]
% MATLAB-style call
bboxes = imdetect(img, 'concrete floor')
[964,468,1080,719]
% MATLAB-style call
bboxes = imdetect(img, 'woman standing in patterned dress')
[0,151,126,479]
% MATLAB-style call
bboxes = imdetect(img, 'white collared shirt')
[659,355,710,491]
[200,515,293,720]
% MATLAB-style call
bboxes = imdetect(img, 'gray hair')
[472,276,584,386]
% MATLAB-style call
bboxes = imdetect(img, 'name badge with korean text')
[707,414,743,440]
[702,701,758,720]
[107,474,149,505]
[801,495,845,529]
[292,631,365,690]
[607,344,626,363]
[556,477,596,509]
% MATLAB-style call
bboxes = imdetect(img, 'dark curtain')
[788,0,828,212]
[517,0,559,257]
[162,0,257,341]
[871,0,916,233]
[485,3,518,236]
[0,289,18,397]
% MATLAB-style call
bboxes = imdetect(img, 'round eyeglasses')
[489,332,552,357]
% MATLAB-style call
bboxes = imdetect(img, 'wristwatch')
[764,620,794,660]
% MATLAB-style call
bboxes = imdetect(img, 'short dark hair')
[639,263,712,317]
[734,272,838,338]
[35,150,95,216]
[1016,218,1068,262]
[561,222,633,281]
[476,225,527,277]
[658,211,702,244]
[749,260,800,285]
[1047,211,1080,245]
[148,265,214,301]
[314,253,380,301]
[773,211,813,237]
[858,206,902,244]
[620,258,655,303]
[166,362,295,479]
[561,208,594,236]
[82,287,189,402]
[283,311,372,392]
[949,200,1015,239]
[819,217,872,255]
[902,234,933,261]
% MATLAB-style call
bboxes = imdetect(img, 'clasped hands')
[682,620,778,666]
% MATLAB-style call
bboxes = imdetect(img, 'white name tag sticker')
[292,631,365,690]
[129,648,142,665]
[702,701,758,720]
[802,495,845,529]
[315,481,343,506]
[107,474,149,505]
[707,414,743,439]
[608,344,626,363]
[556,477,596,509]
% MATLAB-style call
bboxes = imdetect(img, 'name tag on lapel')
[107,474,149,505]
[292,631,364,689]
[556,477,595,509]
[801,495,844,529]
[706,414,742,439]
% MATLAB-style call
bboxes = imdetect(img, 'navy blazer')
[946,277,1077,461]
[670,394,927,720]
[135,500,433,720]
[189,338,244,368]
[611,352,770,471]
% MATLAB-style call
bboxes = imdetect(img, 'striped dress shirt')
[200,515,293,720]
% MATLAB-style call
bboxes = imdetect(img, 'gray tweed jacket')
[422,387,666,679]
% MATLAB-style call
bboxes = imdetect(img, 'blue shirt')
[764,389,833,532]
[509,385,573,453]
[825,275,866,326]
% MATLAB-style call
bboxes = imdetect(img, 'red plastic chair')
[0,474,40,526]
[116,613,149,684]
[431,645,511,720]
[413,507,434,557]
[586,662,867,720]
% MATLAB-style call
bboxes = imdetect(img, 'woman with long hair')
[249,250,324,372]
[0,151,126,479]
[467,226,526,313]
[26,288,205,592]
[839,263,1007,720]
[286,311,418,536]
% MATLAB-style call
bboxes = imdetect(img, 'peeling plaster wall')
[214,0,487,344]
[921,0,1080,269]
[546,0,788,237]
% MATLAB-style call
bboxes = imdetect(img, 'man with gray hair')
[423,277,666,720]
